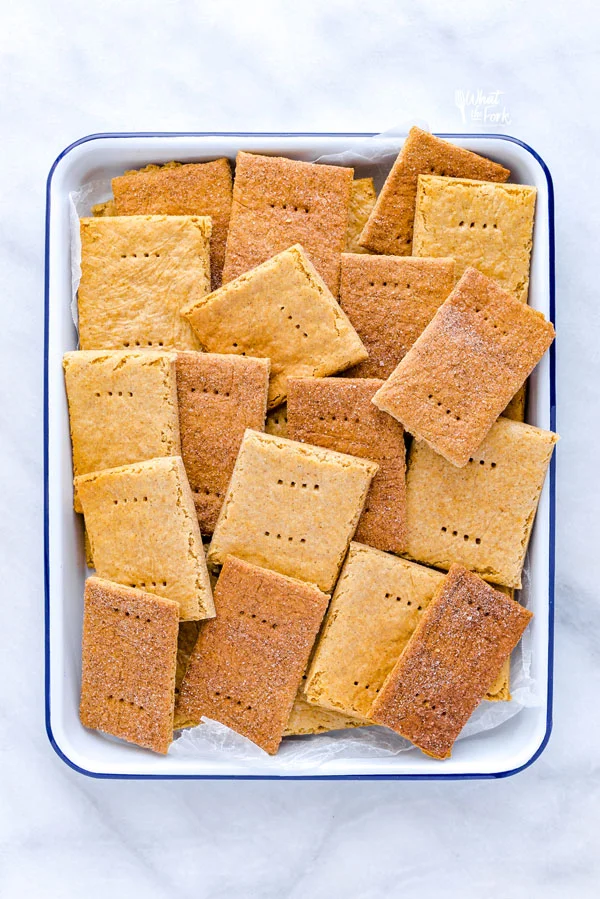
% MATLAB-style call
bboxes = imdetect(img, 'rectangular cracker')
[339,254,456,379]
[345,177,377,254]
[372,267,555,466]
[265,404,288,438]
[176,352,269,534]
[412,175,536,302]
[175,620,201,699]
[175,557,329,753]
[208,430,378,593]
[78,215,211,350]
[358,127,510,255]
[64,350,180,512]
[76,456,215,621]
[111,159,233,290]
[287,377,407,553]
[182,244,367,409]
[284,694,369,736]
[80,577,179,754]
[404,415,558,589]
[487,656,511,702]
[222,151,354,294]
[368,565,532,758]
[305,543,445,718]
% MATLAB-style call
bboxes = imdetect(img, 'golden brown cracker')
[78,215,211,351]
[222,151,353,294]
[80,576,179,754]
[182,244,367,409]
[63,350,180,512]
[345,177,377,254]
[112,158,232,289]
[404,416,558,589]
[339,254,456,379]
[368,565,532,759]
[76,456,215,621]
[358,127,510,255]
[287,377,407,554]
[304,543,445,718]
[175,557,329,753]
[372,267,555,467]
[412,175,536,302]
[176,352,269,534]
[265,404,288,438]
[207,430,378,593]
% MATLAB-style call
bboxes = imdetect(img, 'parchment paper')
[68,128,541,768]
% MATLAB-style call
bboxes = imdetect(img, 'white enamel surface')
[47,134,553,778]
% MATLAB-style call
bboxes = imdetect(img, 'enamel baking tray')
[44,132,556,779]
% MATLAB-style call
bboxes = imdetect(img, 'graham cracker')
[182,244,367,409]
[372,267,555,467]
[174,557,329,753]
[78,215,211,351]
[368,565,532,759]
[265,404,288,438]
[75,456,215,621]
[80,576,179,754]
[175,620,201,698]
[284,695,369,736]
[63,350,180,512]
[345,177,377,254]
[287,377,407,553]
[92,199,116,216]
[503,385,527,422]
[304,543,445,718]
[339,254,456,379]
[208,430,378,593]
[404,415,558,589]
[176,352,269,534]
[412,175,536,302]
[222,151,354,294]
[111,158,233,289]
[487,656,511,702]
[358,127,510,255]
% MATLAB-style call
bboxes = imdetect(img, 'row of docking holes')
[264,531,306,544]
[95,390,133,397]
[238,609,278,629]
[318,413,361,424]
[113,496,149,504]
[214,692,253,711]
[428,394,461,422]
[120,252,161,258]
[190,387,230,396]
[277,478,319,491]
[109,604,154,622]
[106,695,145,710]
[458,221,498,230]
[128,580,167,589]
[385,593,423,611]
[195,487,222,498]
[472,305,508,335]
[368,281,412,289]
[268,202,309,214]
[415,694,447,714]
[122,340,165,347]
[441,527,481,545]
[279,306,309,338]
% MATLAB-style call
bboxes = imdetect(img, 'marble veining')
[0,0,598,895]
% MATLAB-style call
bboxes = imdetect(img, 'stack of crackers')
[66,128,557,760]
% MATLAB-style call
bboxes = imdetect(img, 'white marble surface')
[1,0,598,895]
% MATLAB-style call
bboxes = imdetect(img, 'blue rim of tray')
[44,131,556,780]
